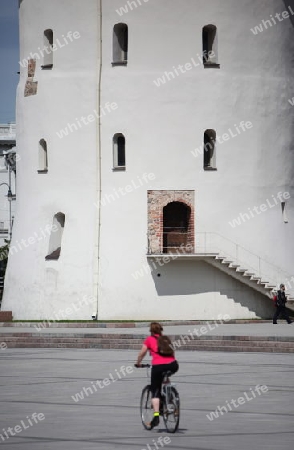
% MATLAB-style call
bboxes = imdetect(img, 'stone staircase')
[204,254,294,311]
[149,233,294,308]
[1,331,294,353]
[196,233,294,310]
[203,254,293,310]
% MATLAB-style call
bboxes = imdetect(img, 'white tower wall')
[2,0,101,319]
[2,0,294,320]
[97,0,294,319]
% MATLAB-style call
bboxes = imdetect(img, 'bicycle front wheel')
[140,385,153,430]
[162,386,180,433]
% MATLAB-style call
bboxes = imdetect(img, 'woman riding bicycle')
[136,322,179,429]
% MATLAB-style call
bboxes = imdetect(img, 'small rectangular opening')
[281,202,288,223]
[43,29,53,69]
[204,129,217,170]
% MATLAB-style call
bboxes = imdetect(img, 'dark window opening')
[202,25,219,67]
[113,23,128,65]
[113,133,126,169]
[45,212,65,260]
[42,29,53,69]
[38,139,48,173]
[204,129,216,170]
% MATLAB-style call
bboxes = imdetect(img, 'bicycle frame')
[162,381,176,400]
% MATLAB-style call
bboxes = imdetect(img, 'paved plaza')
[0,348,293,450]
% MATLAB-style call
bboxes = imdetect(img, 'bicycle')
[136,363,180,433]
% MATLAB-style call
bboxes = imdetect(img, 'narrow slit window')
[113,23,128,65]
[202,25,219,67]
[281,202,288,223]
[42,29,53,69]
[203,129,217,170]
[38,139,48,173]
[113,133,126,169]
[45,212,65,260]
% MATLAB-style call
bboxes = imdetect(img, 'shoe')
[273,322,277,324]
[287,321,292,324]
[149,415,160,429]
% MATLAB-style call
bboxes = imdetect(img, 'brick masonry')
[147,190,195,254]
[0,311,13,322]
[24,59,38,97]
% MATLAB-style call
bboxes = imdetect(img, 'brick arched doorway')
[147,190,194,254]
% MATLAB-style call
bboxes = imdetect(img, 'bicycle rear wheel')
[162,386,180,433]
[140,385,153,430]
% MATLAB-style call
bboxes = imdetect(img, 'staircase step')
[3,341,294,353]
[197,249,287,304]
[2,333,294,353]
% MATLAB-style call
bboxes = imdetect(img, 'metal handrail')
[195,231,290,274]
[147,231,293,292]
[195,232,294,293]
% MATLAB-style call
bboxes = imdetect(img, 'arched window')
[112,23,128,65]
[163,202,191,253]
[45,212,65,260]
[38,139,48,173]
[204,129,217,170]
[202,25,219,67]
[113,133,126,169]
[42,29,53,69]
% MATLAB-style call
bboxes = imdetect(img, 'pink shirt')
[144,334,176,366]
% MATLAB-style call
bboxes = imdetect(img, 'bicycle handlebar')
[134,363,151,368]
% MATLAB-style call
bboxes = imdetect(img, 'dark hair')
[149,322,163,336]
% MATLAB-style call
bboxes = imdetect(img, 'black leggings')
[150,361,179,398]
[273,305,292,323]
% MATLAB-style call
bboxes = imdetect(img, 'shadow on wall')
[283,0,294,27]
[283,0,294,192]
[149,260,273,318]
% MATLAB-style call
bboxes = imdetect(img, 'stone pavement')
[0,348,293,450]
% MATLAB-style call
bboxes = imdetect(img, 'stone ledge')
[0,320,273,328]
[2,341,294,353]
[2,332,294,353]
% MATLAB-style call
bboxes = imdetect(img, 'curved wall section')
[2,0,101,319]
[99,0,294,319]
